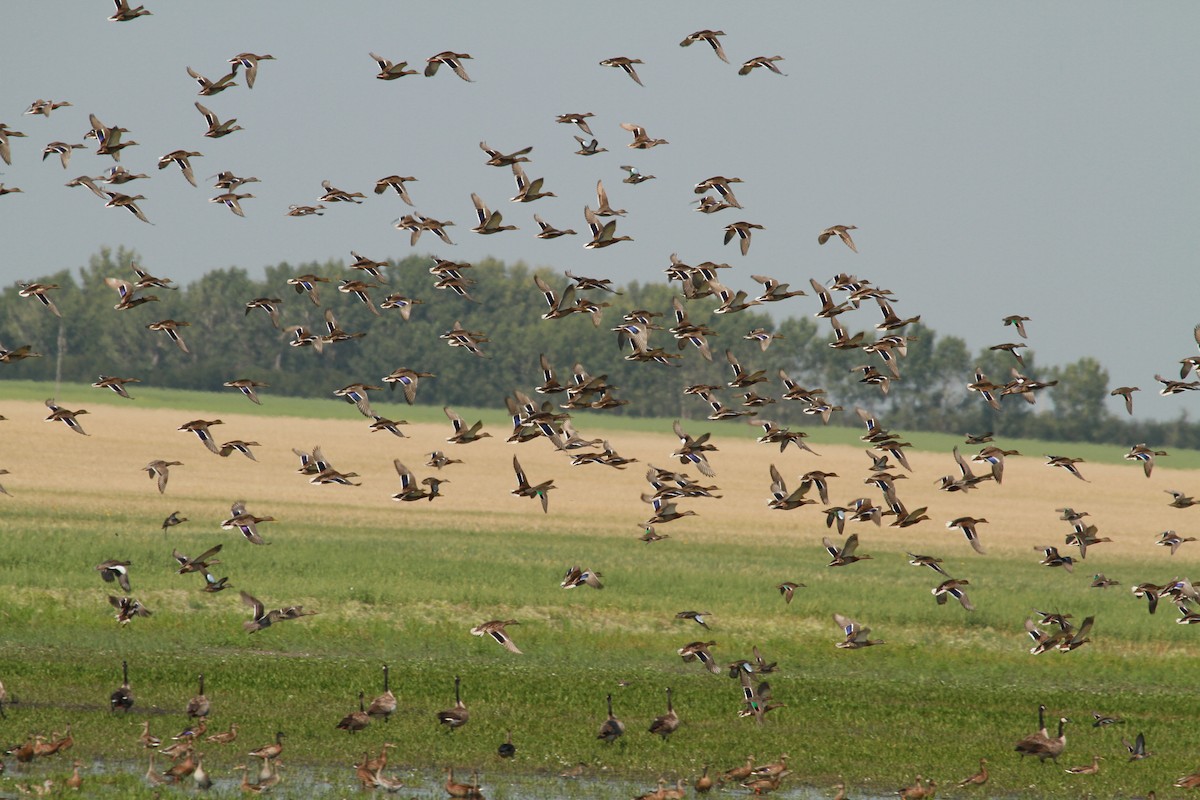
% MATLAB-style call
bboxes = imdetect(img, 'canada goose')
[367,664,397,722]
[111,660,134,712]
[1016,716,1068,761]
[648,687,680,738]
[338,691,372,734]
[437,675,469,730]
[597,693,625,742]
[183,674,210,718]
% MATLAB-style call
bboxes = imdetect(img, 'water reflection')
[29,760,878,798]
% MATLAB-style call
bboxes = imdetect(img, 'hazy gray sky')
[2,2,1197,419]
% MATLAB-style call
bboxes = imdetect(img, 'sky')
[1,2,1198,419]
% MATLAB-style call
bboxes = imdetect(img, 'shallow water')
[6,758,886,799]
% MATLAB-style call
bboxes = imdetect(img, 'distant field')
[0,385,1198,798]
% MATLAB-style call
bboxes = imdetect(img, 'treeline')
[1,246,1195,448]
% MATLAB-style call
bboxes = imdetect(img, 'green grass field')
[0,383,1198,798]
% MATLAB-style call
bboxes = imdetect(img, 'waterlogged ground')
[2,759,884,799]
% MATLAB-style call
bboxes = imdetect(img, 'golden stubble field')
[3,395,1196,566]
